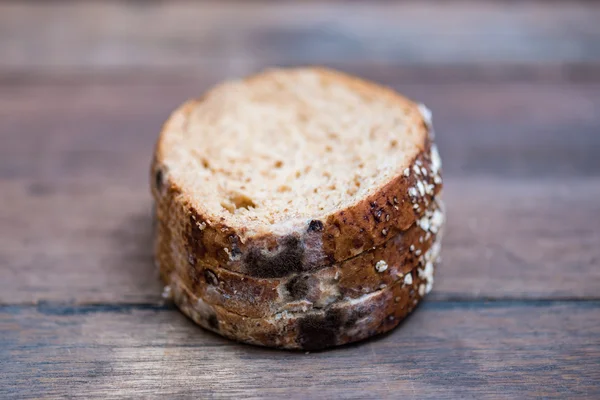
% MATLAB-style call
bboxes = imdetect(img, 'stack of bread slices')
[151,68,444,350]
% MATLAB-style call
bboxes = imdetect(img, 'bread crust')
[156,199,443,319]
[152,69,441,277]
[167,260,435,350]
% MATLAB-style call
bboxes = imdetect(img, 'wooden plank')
[1,78,599,180]
[2,301,599,398]
[1,1,599,70]
[2,178,599,304]
[3,62,600,85]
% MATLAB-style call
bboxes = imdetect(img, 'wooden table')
[2,1,599,398]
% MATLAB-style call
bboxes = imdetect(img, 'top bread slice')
[152,67,442,278]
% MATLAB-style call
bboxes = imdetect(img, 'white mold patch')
[375,260,388,273]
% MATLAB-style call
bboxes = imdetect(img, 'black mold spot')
[285,275,311,300]
[298,309,343,350]
[344,313,359,328]
[307,220,324,233]
[244,235,304,278]
[207,313,219,331]
[204,269,218,286]
[155,169,164,191]
[373,208,384,222]
[228,234,242,257]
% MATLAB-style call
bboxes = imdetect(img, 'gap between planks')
[2,299,600,314]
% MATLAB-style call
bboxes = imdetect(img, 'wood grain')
[2,301,599,398]
[1,1,599,70]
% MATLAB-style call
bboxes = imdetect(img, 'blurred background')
[2,1,600,397]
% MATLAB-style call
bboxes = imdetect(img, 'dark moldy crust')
[203,269,219,286]
[244,235,305,278]
[297,309,343,350]
[165,260,435,350]
[187,265,201,292]
[285,274,311,300]
[207,312,220,331]
[187,214,207,260]
[158,197,442,319]
[307,219,324,232]
[154,168,164,192]
[228,234,242,258]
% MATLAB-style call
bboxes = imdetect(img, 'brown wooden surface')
[1,1,600,398]
[2,1,600,69]
[2,302,599,398]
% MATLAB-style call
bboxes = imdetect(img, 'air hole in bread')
[221,192,257,213]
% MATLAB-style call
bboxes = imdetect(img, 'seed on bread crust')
[375,260,388,273]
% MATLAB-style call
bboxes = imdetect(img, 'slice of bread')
[168,261,434,350]
[157,199,443,318]
[152,68,442,277]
